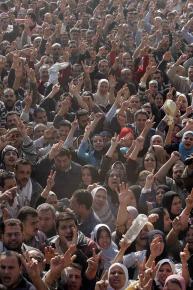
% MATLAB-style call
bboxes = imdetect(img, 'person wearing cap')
[0,145,19,172]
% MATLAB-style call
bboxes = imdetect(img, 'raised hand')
[52,83,61,96]
[86,248,101,279]
[16,118,27,137]
[150,236,163,259]
[95,280,108,290]
[170,151,181,163]
[49,140,64,160]
[44,246,56,264]
[46,170,56,191]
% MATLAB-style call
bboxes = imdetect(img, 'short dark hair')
[15,159,32,171]
[6,111,19,120]
[76,109,89,119]
[58,120,71,129]
[72,189,93,210]
[17,206,38,222]
[81,165,99,183]
[56,148,71,158]
[56,209,78,230]
[33,107,46,117]
[0,218,23,235]
[0,251,21,266]
[134,109,149,120]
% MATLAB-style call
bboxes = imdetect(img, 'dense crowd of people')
[1,0,193,289]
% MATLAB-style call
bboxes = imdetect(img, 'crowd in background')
[1,0,193,289]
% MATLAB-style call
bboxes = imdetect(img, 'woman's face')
[99,82,109,95]
[155,94,163,108]
[164,281,182,290]
[154,234,165,256]
[156,188,165,205]
[157,263,173,286]
[109,265,126,290]
[81,168,92,186]
[171,196,182,216]
[144,153,156,172]
[177,95,188,111]
[129,96,140,111]
[164,209,172,233]
[98,229,111,249]
[93,189,107,210]
[117,112,127,127]
[108,171,120,191]
[183,133,193,149]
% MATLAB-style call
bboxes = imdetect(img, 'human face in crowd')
[185,227,193,253]
[8,131,23,148]
[58,125,70,141]
[58,219,77,243]
[157,263,173,286]
[0,255,22,288]
[188,67,193,82]
[23,215,39,240]
[156,188,165,206]
[34,124,47,139]
[35,111,47,125]
[121,68,133,82]
[16,164,32,187]
[183,133,193,149]
[176,95,188,112]
[92,135,104,151]
[172,165,184,182]
[3,177,17,191]
[117,111,127,128]
[78,114,90,128]
[3,224,23,251]
[149,83,158,95]
[6,114,18,129]
[3,89,16,109]
[129,96,140,111]
[163,209,172,233]
[28,249,45,275]
[98,229,111,249]
[3,150,18,168]
[81,168,92,186]
[38,210,55,235]
[120,133,134,147]
[65,266,82,290]
[144,153,156,172]
[108,170,121,191]
[155,94,164,108]
[135,113,147,132]
[152,72,162,85]
[98,61,109,75]
[98,81,109,95]
[151,135,163,146]
[93,189,107,210]
[39,66,49,82]
[54,155,71,171]
[170,196,182,216]
[109,265,126,290]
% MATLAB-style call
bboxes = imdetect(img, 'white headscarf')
[94,79,109,107]
[155,259,176,285]
[91,224,118,270]
[108,263,129,290]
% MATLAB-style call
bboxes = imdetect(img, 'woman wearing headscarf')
[154,259,176,290]
[108,263,129,290]
[162,191,183,220]
[163,274,186,290]
[179,131,193,162]
[93,79,110,108]
[91,186,116,230]
[91,224,118,271]
[146,230,168,265]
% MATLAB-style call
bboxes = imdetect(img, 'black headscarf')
[146,230,167,263]
[162,191,181,220]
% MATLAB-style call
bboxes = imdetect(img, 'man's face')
[78,114,89,128]
[98,61,109,75]
[6,114,18,129]
[35,112,47,124]
[38,210,55,234]
[152,73,162,84]
[3,90,16,109]
[16,164,31,187]
[58,219,77,243]
[3,177,17,191]
[70,197,81,216]
[3,225,23,251]
[188,67,193,82]
[92,135,104,151]
[23,215,39,239]
[54,155,71,171]
[135,113,147,131]
[66,266,82,290]
[58,126,70,141]
[40,68,49,83]
[3,151,18,168]
[172,165,184,182]
[0,256,21,288]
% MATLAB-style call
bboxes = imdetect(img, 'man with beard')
[0,219,32,253]
[0,251,36,290]
[15,159,42,208]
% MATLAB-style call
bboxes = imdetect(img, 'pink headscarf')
[164,274,186,290]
